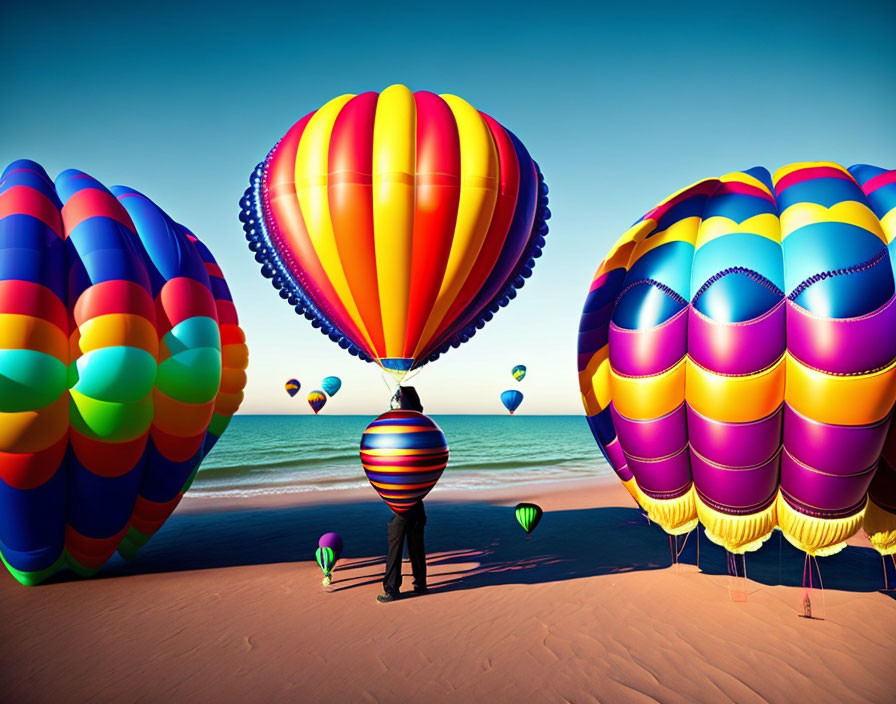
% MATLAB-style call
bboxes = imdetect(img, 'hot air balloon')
[578,161,896,561]
[285,378,301,397]
[316,532,343,586]
[512,364,527,382]
[360,411,448,512]
[0,159,248,585]
[316,546,336,587]
[307,390,327,414]
[321,376,342,397]
[240,84,549,382]
[515,502,543,535]
[501,390,524,415]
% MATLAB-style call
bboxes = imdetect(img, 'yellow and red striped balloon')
[241,85,549,379]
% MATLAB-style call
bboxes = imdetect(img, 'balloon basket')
[797,554,825,620]
[726,552,749,602]
[881,554,896,592]
[321,574,332,591]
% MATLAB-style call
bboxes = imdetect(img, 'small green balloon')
[515,502,543,535]
[315,546,335,576]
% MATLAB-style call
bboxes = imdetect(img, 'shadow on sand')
[82,499,896,599]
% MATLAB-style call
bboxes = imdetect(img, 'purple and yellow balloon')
[578,161,896,559]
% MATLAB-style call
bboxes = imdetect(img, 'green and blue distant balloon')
[515,503,543,535]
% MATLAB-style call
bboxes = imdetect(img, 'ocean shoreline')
[179,474,621,513]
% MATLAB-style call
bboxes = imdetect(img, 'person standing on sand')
[377,386,428,604]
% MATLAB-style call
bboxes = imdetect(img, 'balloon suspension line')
[778,530,783,586]
[801,554,825,619]
[883,554,896,591]
[726,552,747,579]
[381,367,423,397]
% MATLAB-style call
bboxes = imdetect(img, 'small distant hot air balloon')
[308,390,327,414]
[501,390,524,414]
[316,532,343,586]
[512,365,527,382]
[515,503,543,535]
[360,411,449,512]
[316,547,336,586]
[321,376,342,397]
[285,379,301,397]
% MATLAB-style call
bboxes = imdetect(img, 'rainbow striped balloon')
[360,411,449,512]
[0,159,248,585]
[578,161,896,558]
[241,84,549,380]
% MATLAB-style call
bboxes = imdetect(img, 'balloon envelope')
[241,84,550,380]
[360,410,448,512]
[285,378,301,397]
[515,503,543,534]
[307,391,327,414]
[0,159,248,585]
[318,531,343,560]
[321,376,342,397]
[512,365,527,381]
[501,390,524,414]
[578,161,896,558]
[315,546,336,576]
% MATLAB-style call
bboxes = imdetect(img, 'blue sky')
[3,0,894,414]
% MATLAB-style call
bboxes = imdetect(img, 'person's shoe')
[413,586,428,595]
[377,592,398,603]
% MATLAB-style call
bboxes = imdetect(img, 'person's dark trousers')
[383,502,427,595]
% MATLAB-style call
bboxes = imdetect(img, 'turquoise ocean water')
[190,415,611,498]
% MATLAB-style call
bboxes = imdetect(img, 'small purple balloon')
[318,532,343,561]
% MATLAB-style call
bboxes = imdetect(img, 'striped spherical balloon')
[360,410,449,512]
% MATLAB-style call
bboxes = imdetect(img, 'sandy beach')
[1,477,894,703]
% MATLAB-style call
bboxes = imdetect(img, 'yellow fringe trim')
[695,494,777,554]
[633,482,698,536]
[620,477,640,504]
[863,500,896,556]
[776,493,865,557]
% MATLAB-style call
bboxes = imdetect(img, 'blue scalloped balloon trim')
[420,163,550,366]
[239,160,371,362]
